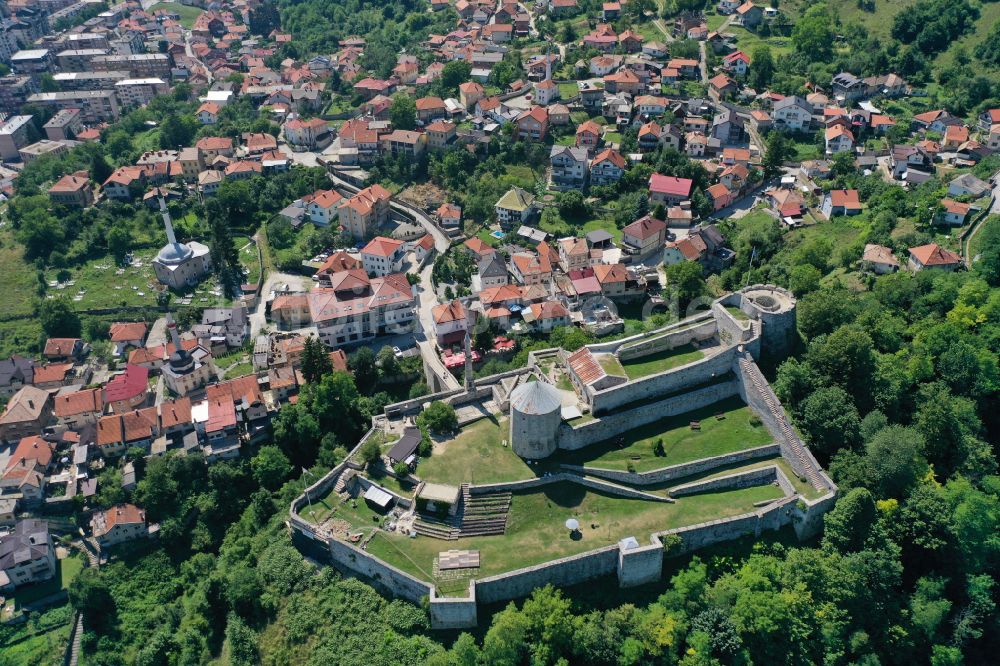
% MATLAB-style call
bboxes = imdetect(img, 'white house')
[361,236,406,277]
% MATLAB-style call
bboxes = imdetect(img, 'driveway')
[250,270,307,338]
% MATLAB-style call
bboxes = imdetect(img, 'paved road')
[963,171,1000,267]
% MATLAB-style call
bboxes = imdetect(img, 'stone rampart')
[474,545,620,605]
[668,465,790,498]
[617,541,664,587]
[470,473,674,503]
[558,380,740,451]
[429,585,478,628]
[590,347,738,414]
[616,319,718,362]
[657,495,798,554]
[562,445,781,486]
[586,312,716,355]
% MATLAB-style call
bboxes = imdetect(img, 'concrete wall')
[616,319,718,362]
[474,545,620,605]
[568,444,781,486]
[590,347,739,414]
[558,380,740,451]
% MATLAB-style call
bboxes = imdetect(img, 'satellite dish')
[565,518,579,531]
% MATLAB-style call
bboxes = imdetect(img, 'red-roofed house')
[304,189,344,226]
[908,243,962,272]
[104,364,150,413]
[821,189,862,217]
[622,215,667,259]
[361,237,406,276]
[109,322,147,356]
[432,299,469,347]
[938,198,974,226]
[96,407,158,457]
[340,184,391,239]
[591,148,626,186]
[515,106,549,141]
[525,301,569,332]
[91,503,150,548]
[649,174,693,205]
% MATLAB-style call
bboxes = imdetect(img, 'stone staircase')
[333,469,355,495]
[413,513,461,540]
[739,357,825,491]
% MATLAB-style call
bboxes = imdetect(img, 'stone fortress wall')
[287,286,837,630]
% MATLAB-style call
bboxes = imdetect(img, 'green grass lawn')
[726,26,794,56]
[300,487,385,530]
[620,345,706,380]
[581,217,622,242]
[416,417,536,487]
[503,164,539,185]
[558,82,579,100]
[0,231,43,318]
[148,2,204,29]
[240,241,262,285]
[597,353,626,377]
[725,306,749,321]
[366,481,784,582]
[558,397,772,472]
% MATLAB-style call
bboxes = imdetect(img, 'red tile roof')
[104,364,149,403]
[649,174,693,197]
[909,243,962,267]
[109,322,147,342]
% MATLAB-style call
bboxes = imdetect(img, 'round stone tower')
[508,381,562,459]
[739,285,797,359]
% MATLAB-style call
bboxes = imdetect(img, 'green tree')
[664,261,706,313]
[439,60,472,94]
[799,386,861,457]
[251,446,292,491]
[359,436,382,466]
[389,94,417,131]
[350,346,379,394]
[747,45,774,89]
[417,401,458,434]
[792,5,834,61]
[69,568,116,632]
[37,297,81,337]
[301,336,332,383]
[865,425,928,498]
[377,345,401,378]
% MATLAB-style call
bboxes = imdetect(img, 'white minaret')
[166,312,182,351]
[158,195,179,247]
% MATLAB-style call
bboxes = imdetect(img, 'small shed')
[364,484,394,511]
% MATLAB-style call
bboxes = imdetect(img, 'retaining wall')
[558,380,740,450]
[590,347,739,414]
[564,444,781,486]
[668,465,789,498]
[469,472,674,503]
[616,318,718,362]
[711,299,753,350]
